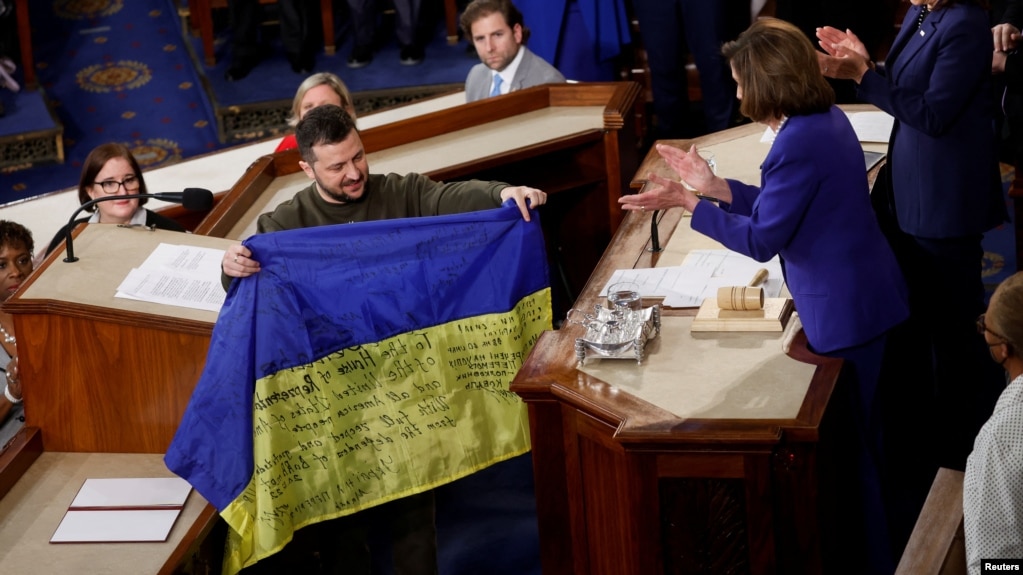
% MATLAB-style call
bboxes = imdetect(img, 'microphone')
[149,189,215,211]
[648,210,663,253]
[62,188,214,263]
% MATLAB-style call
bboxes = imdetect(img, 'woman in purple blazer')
[621,18,908,572]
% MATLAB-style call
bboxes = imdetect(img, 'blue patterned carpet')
[983,165,1018,293]
[1,0,221,203]
[0,0,476,205]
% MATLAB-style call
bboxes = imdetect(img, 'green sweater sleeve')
[391,173,508,216]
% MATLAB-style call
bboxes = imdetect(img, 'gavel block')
[691,294,795,332]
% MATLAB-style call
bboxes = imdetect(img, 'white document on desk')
[602,250,784,308]
[846,111,894,143]
[114,242,226,312]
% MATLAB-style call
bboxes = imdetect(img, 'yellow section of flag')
[220,289,551,573]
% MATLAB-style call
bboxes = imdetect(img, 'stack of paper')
[115,243,226,312]
[601,250,784,308]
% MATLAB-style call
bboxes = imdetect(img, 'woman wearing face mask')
[0,221,34,447]
[965,271,1023,573]
[45,143,186,256]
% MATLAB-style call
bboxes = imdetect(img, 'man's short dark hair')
[460,0,530,44]
[296,104,358,165]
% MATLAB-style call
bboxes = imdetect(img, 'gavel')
[717,268,768,311]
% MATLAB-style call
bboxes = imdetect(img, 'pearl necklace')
[916,5,930,30]
[0,324,15,345]
[773,115,789,134]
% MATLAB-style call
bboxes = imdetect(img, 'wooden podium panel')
[511,121,857,574]
[5,225,234,453]
[194,83,641,315]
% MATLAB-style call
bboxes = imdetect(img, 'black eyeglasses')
[93,175,140,195]
[977,313,1009,346]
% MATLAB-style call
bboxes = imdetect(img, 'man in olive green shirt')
[218,104,546,575]
[222,104,546,279]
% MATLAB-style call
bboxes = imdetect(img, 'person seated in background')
[276,72,356,153]
[0,221,33,448]
[965,271,1023,573]
[45,143,185,256]
[345,0,425,68]
[993,1,1023,170]
[621,18,908,573]
[224,0,314,81]
[461,0,565,102]
[631,0,741,138]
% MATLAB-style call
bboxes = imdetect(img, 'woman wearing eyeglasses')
[965,272,1023,571]
[44,143,186,256]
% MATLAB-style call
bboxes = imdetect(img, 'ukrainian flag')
[165,203,551,573]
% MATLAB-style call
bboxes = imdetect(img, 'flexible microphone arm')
[648,210,663,253]
[62,188,214,263]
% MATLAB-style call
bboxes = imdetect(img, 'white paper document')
[846,111,895,143]
[50,509,182,543]
[69,477,192,509]
[115,243,226,312]
[763,111,894,144]
[601,250,784,308]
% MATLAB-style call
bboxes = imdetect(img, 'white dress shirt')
[490,45,525,97]
[964,373,1023,573]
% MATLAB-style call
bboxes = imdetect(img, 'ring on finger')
[233,255,238,263]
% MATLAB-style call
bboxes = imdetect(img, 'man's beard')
[315,174,364,204]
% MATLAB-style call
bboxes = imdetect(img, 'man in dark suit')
[460,0,565,103]
[345,0,425,68]
[632,0,744,138]
[225,0,314,81]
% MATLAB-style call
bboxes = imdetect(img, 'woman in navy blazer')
[621,18,908,572]
[818,0,1007,485]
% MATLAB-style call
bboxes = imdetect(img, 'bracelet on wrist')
[4,384,21,404]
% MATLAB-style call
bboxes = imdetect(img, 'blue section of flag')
[165,203,548,511]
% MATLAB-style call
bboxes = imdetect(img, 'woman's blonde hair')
[287,73,355,127]
[989,272,1023,357]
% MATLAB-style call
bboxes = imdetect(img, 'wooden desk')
[5,225,233,453]
[510,117,877,573]
[0,451,219,574]
[630,104,889,192]
[0,227,230,571]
